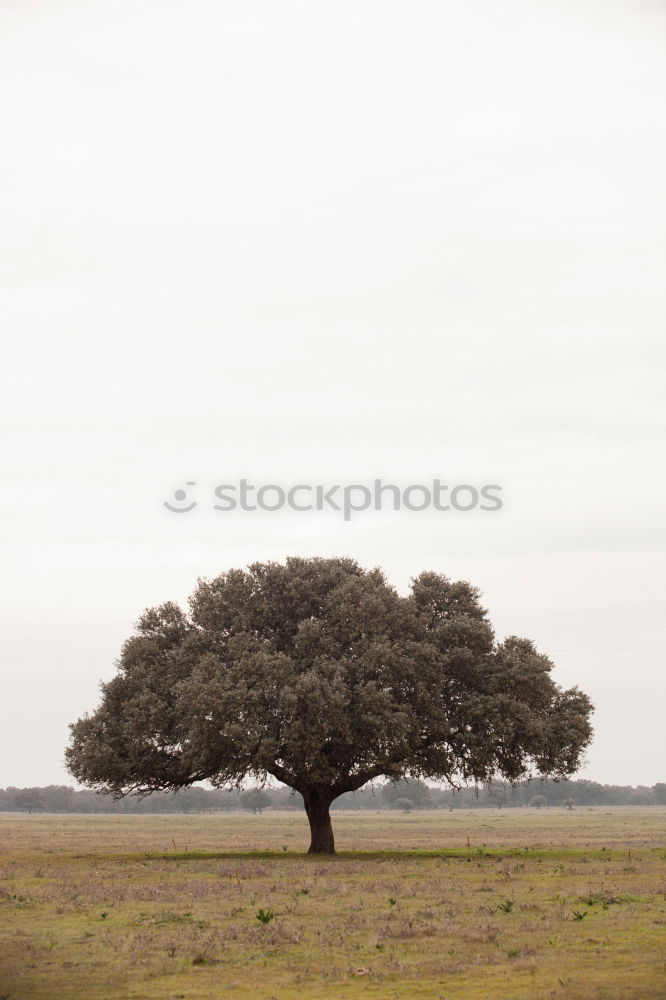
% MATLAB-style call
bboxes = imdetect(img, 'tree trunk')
[303,789,335,854]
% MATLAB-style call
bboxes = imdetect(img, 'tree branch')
[268,763,301,790]
[334,765,385,796]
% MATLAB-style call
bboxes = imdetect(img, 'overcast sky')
[1,0,664,789]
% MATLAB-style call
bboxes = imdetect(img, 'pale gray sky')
[1,0,664,788]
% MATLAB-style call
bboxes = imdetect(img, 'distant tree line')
[2,779,665,814]
[344,779,666,811]
[0,785,278,814]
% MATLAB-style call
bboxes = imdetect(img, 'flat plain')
[0,807,664,1000]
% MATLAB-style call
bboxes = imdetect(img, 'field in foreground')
[0,807,664,1000]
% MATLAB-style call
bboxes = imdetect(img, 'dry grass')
[0,807,664,999]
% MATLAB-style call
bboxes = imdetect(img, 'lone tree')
[66,557,593,854]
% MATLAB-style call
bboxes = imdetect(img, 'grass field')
[1,807,664,1000]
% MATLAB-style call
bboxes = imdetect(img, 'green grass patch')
[0,807,664,999]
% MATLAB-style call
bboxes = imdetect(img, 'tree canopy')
[66,557,593,853]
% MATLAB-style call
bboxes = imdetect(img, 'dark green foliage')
[65,557,594,853]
